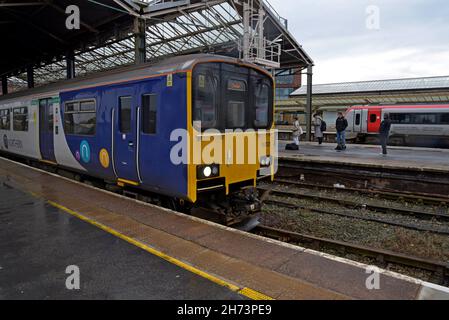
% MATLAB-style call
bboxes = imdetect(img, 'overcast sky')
[268,0,449,84]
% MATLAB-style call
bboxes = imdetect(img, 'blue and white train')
[0,54,276,225]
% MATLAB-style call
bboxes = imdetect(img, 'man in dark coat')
[379,113,392,155]
[335,112,348,151]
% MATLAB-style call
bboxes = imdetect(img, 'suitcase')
[286,143,299,151]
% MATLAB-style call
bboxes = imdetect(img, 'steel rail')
[274,178,449,207]
[278,159,449,198]
[253,225,449,285]
[263,198,449,236]
[259,186,449,223]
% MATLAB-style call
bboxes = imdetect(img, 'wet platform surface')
[0,183,244,300]
[279,142,449,172]
[1,156,448,300]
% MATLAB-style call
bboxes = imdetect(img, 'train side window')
[424,114,437,124]
[370,114,377,123]
[355,113,361,126]
[65,102,76,112]
[419,113,437,124]
[119,96,132,134]
[142,94,157,134]
[64,100,96,136]
[80,100,95,112]
[0,109,10,130]
[410,113,437,124]
[48,105,54,132]
[441,113,449,125]
[390,113,410,124]
[390,113,398,123]
[13,107,28,132]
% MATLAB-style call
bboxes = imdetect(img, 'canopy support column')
[305,65,313,141]
[1,76,7,95]
[66,50,76,79]
[27,65,34,89]
[134,17,146,64]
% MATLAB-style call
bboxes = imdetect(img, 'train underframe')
[106,179,265,230]
[191,186,264,230]
[352,133,449,148]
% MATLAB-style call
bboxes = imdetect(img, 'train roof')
[347,104,449,111]
[0,54,268,104]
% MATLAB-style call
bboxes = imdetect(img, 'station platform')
[1,156,448,300]
[279,142,449,173]
[0,182,244,300]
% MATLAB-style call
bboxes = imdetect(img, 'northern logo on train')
[3,134,8,149]
[80,140,91,163]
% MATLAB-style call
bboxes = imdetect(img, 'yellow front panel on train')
[187,129,275,200]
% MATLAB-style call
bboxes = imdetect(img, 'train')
[345,104,449,147]
[0,54,276,227]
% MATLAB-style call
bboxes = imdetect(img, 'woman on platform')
[313,113,324,145]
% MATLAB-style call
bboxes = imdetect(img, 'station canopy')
[0,0,313,93]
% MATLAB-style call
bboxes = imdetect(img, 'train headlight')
[197,164,220,180]
[203,166,212,178]
[260,156,271,167]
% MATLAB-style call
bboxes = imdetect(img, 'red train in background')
[345,104,449,147]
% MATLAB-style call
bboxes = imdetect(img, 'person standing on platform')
[335,112,348,151]
[379,113,392,156]
[292,116,303,148]
[313,113,324,145]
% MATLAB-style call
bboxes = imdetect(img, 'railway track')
[274,178,449,207]
[263,186,449,222]
[278,158,449,198]
[263,197,449,236]
[259,186,449,236]
[253,225,449,286]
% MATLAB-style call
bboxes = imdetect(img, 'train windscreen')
[192,62,273,131]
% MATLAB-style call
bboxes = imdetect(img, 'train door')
[367,108,381,133]
[353,109,362,133]
[113,87,140,184]
[39,98,56,162]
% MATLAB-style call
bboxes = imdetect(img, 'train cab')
[187,59,276,224]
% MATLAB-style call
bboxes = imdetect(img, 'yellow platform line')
[46,200,274,300]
